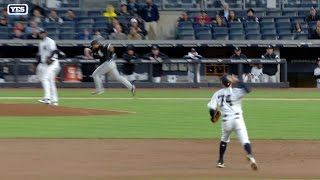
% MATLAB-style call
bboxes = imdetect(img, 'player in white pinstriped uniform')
[207,75,258,170]
[314,58,320,88]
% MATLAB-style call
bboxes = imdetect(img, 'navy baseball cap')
[220,75,231,87]
[234,47,241,51]
[267,45,273,49]
[127,45,134,51]
[151,45,159,50]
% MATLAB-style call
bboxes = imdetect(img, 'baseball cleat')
[247,155,258,171]
[50,102,59,106]
[131,85,136,96]
[91,91,104,95]
[216,160,225,168]
[38,99,51,104]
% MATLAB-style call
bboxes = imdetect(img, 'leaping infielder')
[37,29,61,106]
[89,40,135,95]
[207,75,258,170]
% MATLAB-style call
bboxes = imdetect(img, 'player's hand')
[227,75,239,83]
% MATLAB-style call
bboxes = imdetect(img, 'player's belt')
[223,113,239,118]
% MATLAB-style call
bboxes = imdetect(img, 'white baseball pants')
[221,114,250,145]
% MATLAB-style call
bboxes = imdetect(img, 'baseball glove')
[211,111,221,123]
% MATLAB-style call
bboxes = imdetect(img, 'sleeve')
[48,39,57,52]
[233,81,251,99]
[154,6,159,21]
[143,53,151,60]
[207,93,218,110]
[160,53,169,60]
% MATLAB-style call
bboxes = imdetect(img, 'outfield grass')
[0,88,319,139]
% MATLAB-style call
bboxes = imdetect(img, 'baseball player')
[261,45,279,83]
[37,29,60,106]
[207,75,258,170]
[90,40,135,95]
[314,58,320,88]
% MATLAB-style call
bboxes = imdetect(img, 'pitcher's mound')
[0,104,130,116]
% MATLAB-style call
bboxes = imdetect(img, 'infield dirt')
[0,139,318,180]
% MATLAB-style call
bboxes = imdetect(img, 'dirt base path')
[0,104,131,116]
[0,139,318,180]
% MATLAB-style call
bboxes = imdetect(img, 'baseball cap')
[90,39,100,48]
[39,28,47,33]
[127,45,134,51]
[247,8,254,13]
[234,47,241,51]
[200,9,207,13]
[266,45,273,49]
[191,48,196,52]
[220,75,231,87]
[130,18,138,24]
[151,45,159,50]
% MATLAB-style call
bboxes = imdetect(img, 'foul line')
[0,97,320,101]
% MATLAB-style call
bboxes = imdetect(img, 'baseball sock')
[219,141,227,161]
[244,143,252,155]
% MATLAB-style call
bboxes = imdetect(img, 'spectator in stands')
[141,0,160,40]
[314,58,320,88]
[261,45,279,83]
[219,2,230,20]
[293,22,305,33]
[243,8,259,22]
[213,15,225,27]
[143,45,169,83]
[230,47,251,82]
[311,25,320,39]
[45,9,64,23]
[127,0,140,16]
[306,7,320,22]
[13,22,25,32]
[118,2,131,18]
[122,45,138,82]
[128,26,142,40]
[183,48,203,83]
[25,21,40,35]
[130,18,148,36]
[0,16,8,26]
[110,24,127,40]
[195,10,211,23]
[178,11,191,22]
[63,9,77,22]
[92,30,105,40]
[1,8,8,20]
[32,9,45,23]
[27,28,40,39]
[103,5,118,24]
[197,17,210,27]
[227,10,241,23]
[12,29,25,39]
[79,29,93,40]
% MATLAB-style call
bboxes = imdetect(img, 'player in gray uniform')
[90,40,135,95]
[207,75,258,170]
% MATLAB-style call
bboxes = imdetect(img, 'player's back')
[212,87,247,116]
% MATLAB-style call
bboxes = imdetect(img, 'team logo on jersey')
[7,4,28,16]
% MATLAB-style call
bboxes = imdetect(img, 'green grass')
[0,88,319,139]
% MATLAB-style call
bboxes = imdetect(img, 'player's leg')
[49,62,61,105]
[196,64,201,83]
[234,117,258,170]
[270,75,277,83]
[107,61,135,95]
[217,121,233,168]
[36,63,47,102]
[92,62,109,94]
[262,74,269,83]
[41,64,52,104]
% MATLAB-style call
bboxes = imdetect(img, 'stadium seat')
[0,33,9,39]
[246,34,261,40]
[77,22,94,29]
[178,34,195,40]
[60,33,77,40]
[260,17,274,23]
[266,11,282,17]
[229,22,243,29]
[294,33,309,40]
[276,22,292,29]
[196,32,212,40]
[262,34,278,40]
[47,33,59,40]
[0,27,11,33]
[95,17,107,23]
[260,22,276,29]
[277,28,292,35]
[212,27,228,34]
[246,29,260,34]
[45,22,60,28]
[282,10,297,17]
[229,28,244,35]
[177,27,194,35]
[229,34,245,40]
[60,22,76,28]
[59,27,76,34]
[194,27,211,34]
[212,34,229,40]
[275,17,291,23]
[298,10,309,16]
[291,17,306,23]
[278,34,294,40]
[254,10,266,17]
[261,28,277,35]
[245,22,260,29]
[93,23,109,30]
[87,11,102,17]
[46,27,59,34]
[308,22,316,30]
[178,21,193,28]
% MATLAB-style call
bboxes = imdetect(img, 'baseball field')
[0,88,319,180]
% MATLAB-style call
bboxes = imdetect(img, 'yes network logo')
[7,4,28,16]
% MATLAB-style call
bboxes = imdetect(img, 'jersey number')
[218,95,233,107]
